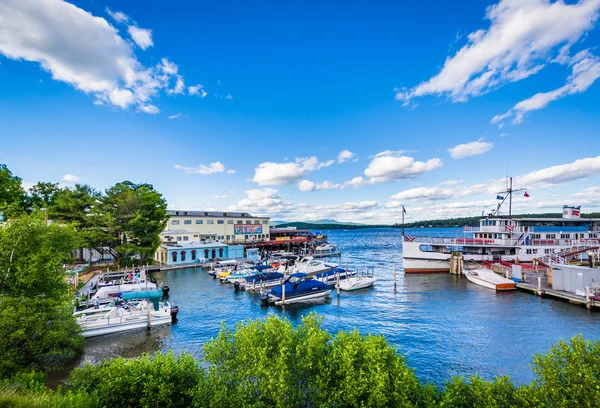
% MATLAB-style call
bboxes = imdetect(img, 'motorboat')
[464,268,516,291]
[261,278,331,305]
[221,265,274,284]
[88,280,157,306]
[74,290,173,338]
[337,276,376,291]
[312,243,341,257]
[315,267,357,286]
[282,257,337,276]
[234,272,286,292]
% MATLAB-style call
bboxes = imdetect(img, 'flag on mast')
[496,195,504,200]
[403,206,407,213]
[524,192,530,198]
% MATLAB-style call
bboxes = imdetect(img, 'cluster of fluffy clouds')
[173,162,235,175]
[0,0,207,114]
[395,0,600,123]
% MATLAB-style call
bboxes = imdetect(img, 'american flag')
[505,225,514,232]
[463,226,472,232]
[405,235,416,242]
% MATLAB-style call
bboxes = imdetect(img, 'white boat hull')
[272,289,331,305]
[80,315,172,338]
[338,277,376,291]
[464,269,516,291]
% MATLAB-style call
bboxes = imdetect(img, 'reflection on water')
[58,228,600,387]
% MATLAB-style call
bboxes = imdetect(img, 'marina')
[63,227,600,387]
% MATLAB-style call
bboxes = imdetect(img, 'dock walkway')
[516,270,599,309]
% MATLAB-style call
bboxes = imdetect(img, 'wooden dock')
[516,270,600,309]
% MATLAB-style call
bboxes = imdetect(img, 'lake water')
[70,228,600,386]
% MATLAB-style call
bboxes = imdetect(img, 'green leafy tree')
[28,182,60,211]
[438,375,523,408]
[102,181,168,265]
[0,213,83,378]
[0,164,26,219]
[528,334,600,407]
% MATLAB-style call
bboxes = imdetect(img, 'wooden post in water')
[393,264,397,287]
[586,286,591,309]
[336,271,340,296]
[537,276,542,295]
[147,302,152,330]
[281,281,286,305]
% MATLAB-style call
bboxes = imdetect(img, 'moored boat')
[75,289,173,338]
[337,276,376,291]
[315,267,357,286]
[464,268,516,291]
[261,279,331,305]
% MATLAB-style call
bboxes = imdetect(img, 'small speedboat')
[337,276,376,291]
[315,268,357,286]
[464,268,516,291]
[261,279,331,305]
[88,280,157,306]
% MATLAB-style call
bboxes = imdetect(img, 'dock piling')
[586,286,591,309]
[537,276,542,295]
[336,271,340,296]
[282,281,286,305]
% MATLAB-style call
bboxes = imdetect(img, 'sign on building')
[234,224,262,234]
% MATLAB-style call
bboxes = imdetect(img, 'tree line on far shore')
[0,163,168,266]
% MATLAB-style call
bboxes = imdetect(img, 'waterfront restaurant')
[154,241,245,265]
[161,210,270,244]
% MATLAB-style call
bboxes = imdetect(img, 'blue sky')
[1,0,600,223]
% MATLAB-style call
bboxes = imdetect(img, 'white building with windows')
[161,210,270,244]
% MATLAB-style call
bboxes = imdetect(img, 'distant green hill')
[393,212,600,228]
[275,222,389,230]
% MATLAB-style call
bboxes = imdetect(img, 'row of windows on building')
[481,220,515,226]
[530,233,598,239]
[175,234,270,241]
[171,248,225,262]
[171,219,268,226]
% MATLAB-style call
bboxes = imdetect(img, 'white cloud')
[229,188,294,217]
[390,187,455,202]
[188,84,207,97]
[518,155,600,186]
[252,156,335,186]
[166,75,185,95]
[396,0,600,104]
[62,174,81,182]
[138,104,159,114]
[448,140,494,159]
[337,149,356,163]
[225,94,233,100]
[168,113,182,119]
[492,50,600,124]
[212,195,228,199]
[363,151,443,183]
[173,162,235,175]
[127,26,153,50]
[0,0,199,114]
[297,180,341,192]
[105,8,129,23]
[343,176,366,189]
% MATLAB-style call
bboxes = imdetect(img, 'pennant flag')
[524,192,530,198]
[496,195,504,200]
[403,206,407,214]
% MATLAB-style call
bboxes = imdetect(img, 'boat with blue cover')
[261,278,331,305]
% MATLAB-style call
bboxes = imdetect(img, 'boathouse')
[155,241,245,265]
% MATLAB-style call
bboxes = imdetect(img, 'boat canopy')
[316,268,346,278]
[243,272,285,283]
[253,265,273,272]
[270,280,330,297]
[122,289,163,310]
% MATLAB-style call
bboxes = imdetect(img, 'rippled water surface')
[72,228,600,386]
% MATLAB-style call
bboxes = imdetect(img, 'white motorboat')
[283,257,336,276]
[464,268,516,291]
[315,268,357,286]
[337,276,376,291]
[75,290,173,338]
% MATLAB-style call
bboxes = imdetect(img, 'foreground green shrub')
[69,351,202,408]
[529,334,600,407]
[201,313,428,407]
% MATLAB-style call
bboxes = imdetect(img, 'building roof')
[271,228,312,233]
[167,210,268,219]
